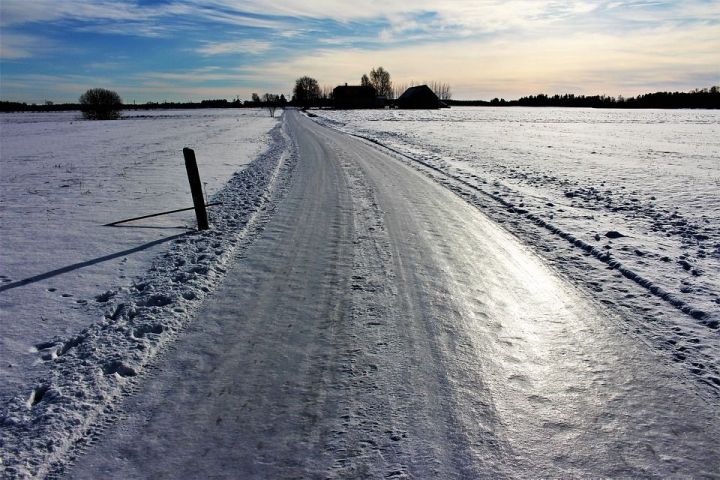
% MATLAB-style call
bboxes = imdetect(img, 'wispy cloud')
[85,61,127,71]
[200,0,600,33]
[0,0,151,27]
[196,39,272,56]
[0,0,289,35]
[135,67,249,83]
[0,33,51,59]
[246,22,720,98]
[73,22,172,38]
[3,0,718,36]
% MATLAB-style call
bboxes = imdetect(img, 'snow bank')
[0,111,295,478]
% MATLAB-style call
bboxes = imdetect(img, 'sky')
[1,0,719,103]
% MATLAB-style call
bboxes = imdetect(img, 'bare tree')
[79,88,122,120]
[321,84,335,101]
[369,66,393,99]
[393,81,412,99]
[293,76,321,107]
[361,74,371,87]
[442,83,452,101]
[429,81,452,101]
[262,93,280,117]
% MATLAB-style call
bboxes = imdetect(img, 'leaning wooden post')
[183,147,209,231]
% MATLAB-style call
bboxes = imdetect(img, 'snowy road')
[67,111,719,478]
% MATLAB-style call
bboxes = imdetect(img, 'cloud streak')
[196,40,273,56]
[0,34,49,59]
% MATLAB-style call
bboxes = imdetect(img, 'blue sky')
[1,0,718,102]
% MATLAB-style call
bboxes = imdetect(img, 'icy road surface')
[68,111,718,478]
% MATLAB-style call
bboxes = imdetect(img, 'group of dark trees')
[451,87,719,109]
[360,67,393,98]
[292,76,322,108]
[290,80,347,108]
[248,92,288,116]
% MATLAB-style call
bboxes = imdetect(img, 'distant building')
[333,84,377,109]
[396,85,443,109]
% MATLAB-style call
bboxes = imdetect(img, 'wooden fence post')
[183,147,209,231]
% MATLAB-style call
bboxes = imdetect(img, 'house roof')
[396,85,440,109]
[333,85,376,96]
[397,85,437,100]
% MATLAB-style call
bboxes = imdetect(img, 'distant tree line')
[0,101,80,112]
[448,86,719,109]
[0,94,288,113]
[4,86,717,113]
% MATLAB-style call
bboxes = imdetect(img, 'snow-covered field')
[0,109,277,396]
[313,107,720,388]
[2,106,719,477]
[0,109,298,477]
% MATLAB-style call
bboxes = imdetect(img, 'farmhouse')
[396,85,442,109]
[333,84,377,109]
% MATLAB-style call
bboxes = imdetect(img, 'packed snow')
[0,109,293,477]
[312,107,720,392]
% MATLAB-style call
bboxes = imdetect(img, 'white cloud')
[0,33,50,59]
[135,67,249,83]
[200,0,595,32]
[85,61,125,70]
[196,39,272,56]
[3,0,718,35]
[3,0,718,48]
[0,0,149,27]
[0,0,293,31]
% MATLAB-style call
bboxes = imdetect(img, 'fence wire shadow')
[0,232,189,293]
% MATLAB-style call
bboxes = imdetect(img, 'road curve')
[68,111,719,479]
